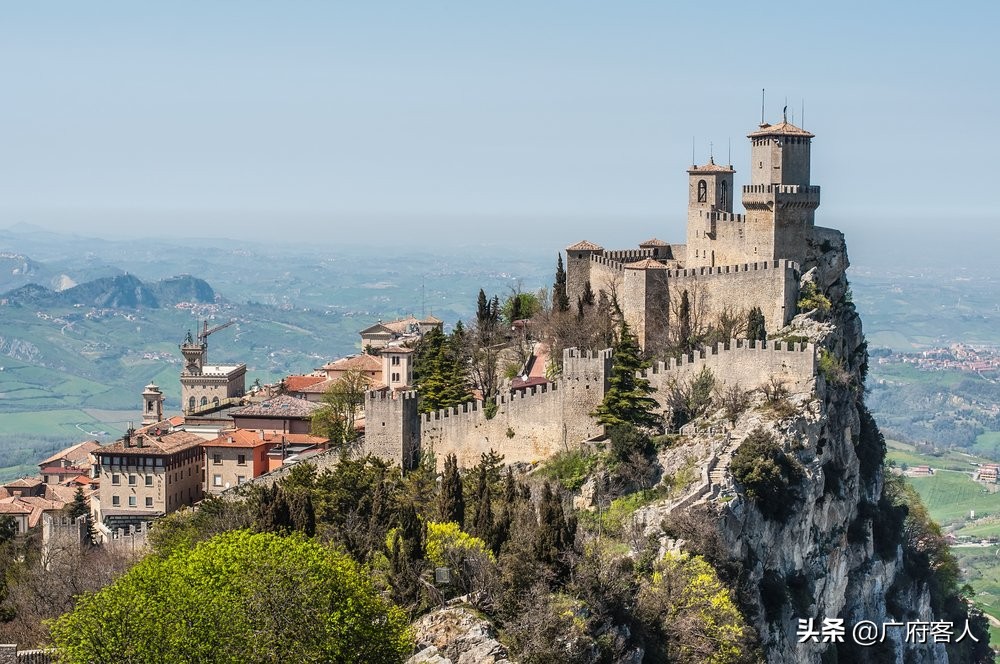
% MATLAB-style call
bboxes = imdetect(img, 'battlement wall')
[604,248,655,264]
[669,259,799,334]
[644,340,816,411]
[363,390,420,468]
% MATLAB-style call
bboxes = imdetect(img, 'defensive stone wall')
[643,339,816,412]
[668,260,799,334]
[603,248,655,264]
[362,390,420,469]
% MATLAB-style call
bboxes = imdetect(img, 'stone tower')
[742,114,820,265]
[180,329,205,376]
[685,157,735,268]
[141,383,164,425]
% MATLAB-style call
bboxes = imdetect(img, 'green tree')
[553,254,570,312]
[413,327,470,414]
[678,289,692,353]
[311,369,371,449]
[48,530,412,663]
[438,453,465,526]
[591,321,660,429]
[67,487,88,520]
[746,306,766,342]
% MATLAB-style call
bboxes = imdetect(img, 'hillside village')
[0,115,991,663]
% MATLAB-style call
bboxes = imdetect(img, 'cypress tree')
[68,487,88,520]
[476,289,490,328]
[747,306,767,343]
[582,280,595,306]
[592,320,660,429]
[553,255,570,312]
[678,289,692,352]
[289,491,316,537]
[438,453,465,526]
[472,469,494,549]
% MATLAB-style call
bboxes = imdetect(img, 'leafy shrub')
[538,448,600,491]
[729,428,804,521]
[818,349,851,386]
[797,281,831,314]
[716,383,751,424]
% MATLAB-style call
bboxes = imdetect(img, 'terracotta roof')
[688,158,734,173]
[321,354,382,373]
[97,430,205,456]
[203,429,272,449]
[380,346,416,355]
[231,395,320,419]
[359,323,395,336]
[566,240,604,251]
[382,316,421,334]
[136,415,185,435]
[638,238,669,247]
[284,375,326,392]
[298,378,337,394]
[624,258,669,270]
[747,121,814,138]
[38,440,101,466]
[5,477,44,489]
[420,315,443,324]
[39,466,88,475]
[0,502,31,515]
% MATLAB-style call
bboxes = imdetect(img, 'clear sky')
[0,1,996,265]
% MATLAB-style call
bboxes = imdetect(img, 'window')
[128,474,137,486]
[128,496,136,507]
[147,401,154,412]
[237,454,246,466]
[391,356,400,366]
[200,396,208,406]
[145,497,153,508]
[213,475,223,487]
[112,495,120,506]
[720,181,728,208]
[392,372,400,383]
[212,396,220,407]
[697,179,707,203]
[237,476,246,485]
[111,474,120,486]
[188,396,196,411]
[213,454,222,465]
[145,475,153,486]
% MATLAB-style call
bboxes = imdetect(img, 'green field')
[908,470,1000,526]
[975,432,1000,458]
[886,439,984,473]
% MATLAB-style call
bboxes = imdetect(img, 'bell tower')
[141,383,165,425]
[685,157,735,268]
[180,329,206,376]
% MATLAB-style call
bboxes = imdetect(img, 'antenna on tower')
[709,141,714,162]
[801,99,805,128]
[691,137,695,166]
[727,138,732,166]
[760,88,765,124]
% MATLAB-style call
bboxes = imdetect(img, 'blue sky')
[0,1,996,264]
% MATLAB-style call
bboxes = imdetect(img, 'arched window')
[147,401,154,412]
[188,396,196,411]
[200,396,208,406]
[697,180,707,203]
[212,396,220,407]
[719,181,728,208]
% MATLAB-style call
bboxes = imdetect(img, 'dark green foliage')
[729,428,804,521]
[664,367,716,428]
[438,453,465,526]
[287,491,316,537]
[413,326,470,414]
[581,280,595,307]
[856,402,886,486]
[533,482,577,581]
[608,424,653,462]
[592,321,660,429]
[678,289,692,352]
[67,487,88,520]
[747,306,766,342]
[553,254,570,312]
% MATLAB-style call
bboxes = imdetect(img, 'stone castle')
[365,113,832,469]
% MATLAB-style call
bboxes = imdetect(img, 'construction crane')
[198,319,235,347]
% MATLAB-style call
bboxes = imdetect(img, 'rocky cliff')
[715,229,957,663]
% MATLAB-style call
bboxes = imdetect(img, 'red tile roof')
[566,240,604,251]
[97,430,205,456]
[284,375,326,392]
[38,440,101,466]
[624,258,669,270]
[747,121,814,138]
[321,354,382,373]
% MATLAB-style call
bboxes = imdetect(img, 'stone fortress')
[365,112,837,469]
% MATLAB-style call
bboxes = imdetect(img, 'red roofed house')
[38,440,101,485]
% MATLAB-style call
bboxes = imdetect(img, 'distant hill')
[1,274,215,309]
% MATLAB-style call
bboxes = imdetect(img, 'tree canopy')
[591,321,660,429]
[48,530,411,664]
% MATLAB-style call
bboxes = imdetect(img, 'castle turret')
[565,240,604,308]
[742,113,820,265]
[141,383,164,426]
[686,158,736,268]
[180,330,205,376]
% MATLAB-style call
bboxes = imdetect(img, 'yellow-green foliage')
[637,553,749,664]
[797,281,831,314]
[48,530,412,663]
[537,448,600,491]
[818,348,851,386]
[425,521,495,567]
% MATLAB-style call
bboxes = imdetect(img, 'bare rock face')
[407,607,510,664]
[717,233,948,663]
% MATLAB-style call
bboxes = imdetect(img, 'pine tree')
[472,470,494,550]
[592,320,660,429]
[438,453,465,526]
[289,491,316,537]
[476,289,490,328]
[747,306,767,343]
[553,255,570,312]
[67,487,88,520]
[581,280,595,306]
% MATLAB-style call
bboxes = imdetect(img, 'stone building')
[565,114,826,351]
[179,330,246,414]
[92,428,205,536]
